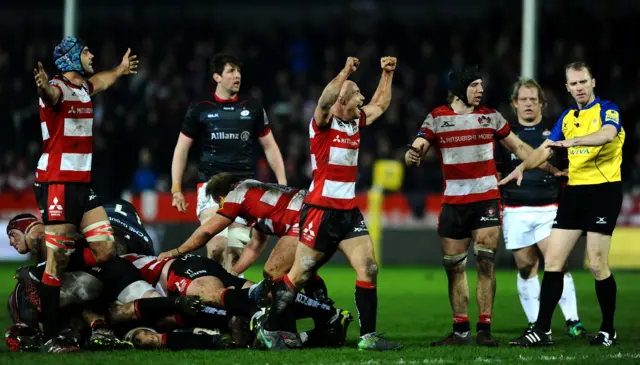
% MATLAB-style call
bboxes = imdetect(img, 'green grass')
[1,264,639,365]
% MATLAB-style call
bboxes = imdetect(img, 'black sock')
[134,297,188,325]
[454,320,471,333]
[165,329,221,350]
[536,271,564,332]
[304,274,329,301]
[39,282,62,341]
[180,307,230,331]
[294,292,335,325]
[595,275,617,334]
[66,249,90,272]
[355,281,377,336]
[221,289,260,317]
[264,280,296,332]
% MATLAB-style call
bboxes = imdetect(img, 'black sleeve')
[180,102,199,138]
[494,139,508,174]
[255,103,271,138]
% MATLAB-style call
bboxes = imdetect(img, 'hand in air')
[33,62,49,89]
[344,57,360,73]
[120,48,139,75]
[381,56,397,72]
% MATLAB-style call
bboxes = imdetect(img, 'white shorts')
[197,181,249,248]
[502,205,558,250]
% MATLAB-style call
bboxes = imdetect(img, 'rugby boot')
[248,278,273,308]
[229,315,253,348]
[509,327,553,347]
[42,329,81,353]
[88,327,117,350]
[301,309,354,348]
[566,320,589,339]
[177,296,206,316]
[476,330,498,347]
[590,331,616,347]
[357,333,403,351]
[430,331,472,346]
[256,328,288,351]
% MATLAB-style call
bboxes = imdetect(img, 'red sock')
[283,275,296,293]
[479,314,492,324]
[42,272,61,287]
[453,315,469,324]
[83,247,97,266]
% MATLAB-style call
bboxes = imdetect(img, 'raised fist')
[381,57,397,72]
[344,57,360,73]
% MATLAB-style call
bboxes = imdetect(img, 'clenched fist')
[405,145,422,167]
[33,62,48,89]
[344,57,360,73]
[381,57,397,73]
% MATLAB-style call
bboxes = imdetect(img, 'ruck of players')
[5,34,625,354]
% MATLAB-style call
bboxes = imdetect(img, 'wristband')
[171,184,182,194]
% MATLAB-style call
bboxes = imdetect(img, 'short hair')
[511,78,547,105]
[209,54,242,78]
[205,173,241,200]
[565,61,593,79]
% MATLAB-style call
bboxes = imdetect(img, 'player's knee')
[589,259,610,280]
[443,252,468,272]
[474,244,496,277]
[518,264,536,280]
[82,220,115,244]
[360,258,379,282]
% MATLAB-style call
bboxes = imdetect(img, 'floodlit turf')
[0,264,639,364]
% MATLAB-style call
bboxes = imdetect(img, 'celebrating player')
[257,56,402,351]
[496,78,587,337]
[405,66,561,347]
[33,37,138,352]
[505,62,625,347]
[170,54,286,272]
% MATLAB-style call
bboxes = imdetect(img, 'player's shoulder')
[429,105,455,118]
[475,105,499,115]
[238,95,264,111]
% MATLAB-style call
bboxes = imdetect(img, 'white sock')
[559,273,579,322]
[517,274,540,323]
[239,272,245,279]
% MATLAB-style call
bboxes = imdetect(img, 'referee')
[171,54,286,271]
[502,62,625,347]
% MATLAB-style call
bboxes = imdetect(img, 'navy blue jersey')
[181,94,271,182]
[104,199,154,255]
[496,120,563,206]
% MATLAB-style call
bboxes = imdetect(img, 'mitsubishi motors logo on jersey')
[302,222,315,241]
[332,135,358,147]
[48,197,64,219]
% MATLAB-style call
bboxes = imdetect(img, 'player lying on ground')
[125,253,351,348]
[258,57,402,351]
[495,78,587,338]
[157,174,353,347]
[7,259,206,352]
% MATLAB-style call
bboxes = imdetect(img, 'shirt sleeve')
[256,108,271,138]
[216,199,241,221]
[416,113,436,143]
[600,101,622,133]
[548,109,569,142]
[180,102,199,138]
[216,186,247,220]
[358,109,367,129]
[493,112,511,140]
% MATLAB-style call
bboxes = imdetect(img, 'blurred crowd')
[1,2,639,200]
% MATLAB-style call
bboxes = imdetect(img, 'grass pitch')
[0,264,639,365]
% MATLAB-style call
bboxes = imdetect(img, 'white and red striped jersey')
[37,77,95,183]
[305,111,366,210]
[218,180,306,237]
[418,105,511,205]
[121,254,170,286]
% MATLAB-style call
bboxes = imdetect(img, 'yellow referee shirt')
[548,97,625,185]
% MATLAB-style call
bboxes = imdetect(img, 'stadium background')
[0,0,639,269]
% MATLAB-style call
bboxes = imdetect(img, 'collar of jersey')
[571,96,600,111]
[213,93,238,103]
[55,75,84,90]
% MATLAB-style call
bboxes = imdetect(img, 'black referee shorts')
[553,182,622,235]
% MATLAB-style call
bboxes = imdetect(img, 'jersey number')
[115,204,143,225]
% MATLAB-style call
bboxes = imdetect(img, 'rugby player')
[158,174,353,347]
[496,78,587,337]
[405,66,562,346]
[170,54,286,271]
[504,62,625,347]
[258,57,402,351]
[33,36,138,352]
